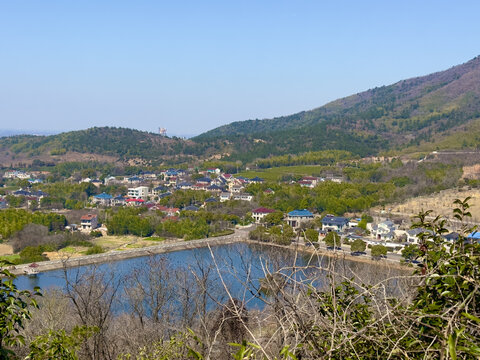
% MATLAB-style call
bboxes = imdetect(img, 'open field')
[41,235,169,260]
[378,187,480,223]
[238,165,326,182]
[0,243,13,256]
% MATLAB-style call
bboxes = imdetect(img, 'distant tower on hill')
[159,127,167,137]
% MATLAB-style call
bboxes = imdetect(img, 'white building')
[127,186,150,200]
[80,214,98,231]
[251,207,276,224]
[233,193,253,201]
[220,192,232,202]
[372,220,396,241]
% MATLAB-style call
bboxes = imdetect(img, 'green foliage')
[361,213,373,223]
[0,261,41,358]
[269,225,295,245]
[392,176,411,187]
[401,244,422,261]
[195,58,480,160]
[49,148,67,156]
[0,209,67,239]
[370,244,387,259]
[5,195,24,208]
[229,340,260,360]
[85,245,104,255]
[350,239,366,253]
[402,197,480,358]
[254,181,395,215]
[254,150,355,169]
[262,211,284,226]
[36,182,100,209]
[18,246,49,264]
[0,127,205,164]
[248,226,270,242]
[159,190,211,208]
[357,219,367,230]
[324,231,341,248]
[89,230,103,238]
[118,332,200,360]
[158,218,209,240]
[106,208,154,237]
[304,228,319,243]
[27,325,98,360]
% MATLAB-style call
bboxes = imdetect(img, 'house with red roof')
[298,180,314,188]
[125,198,145,207]
[80,214,98,231]
[156,205,180,216]
[252,207,276,223]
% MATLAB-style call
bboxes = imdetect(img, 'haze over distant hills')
[0,129,59,138]
[2,56,480,166]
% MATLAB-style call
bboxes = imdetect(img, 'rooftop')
[94,192,113,199]
[252,207,276,214]
[322,215,349,225]
[288,209,314,217]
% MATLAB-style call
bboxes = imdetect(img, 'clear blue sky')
[1,0,479,137]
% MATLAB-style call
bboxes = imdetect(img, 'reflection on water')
[15,243,409,311]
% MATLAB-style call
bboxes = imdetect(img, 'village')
[1,165,476,269]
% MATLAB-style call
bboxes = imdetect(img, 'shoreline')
[9,235,240,276]
[245,240,411,271]
[8,232,410,276]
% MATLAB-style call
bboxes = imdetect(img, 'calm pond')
[15,242,407,311]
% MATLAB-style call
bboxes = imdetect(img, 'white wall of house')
[128,186,149,200]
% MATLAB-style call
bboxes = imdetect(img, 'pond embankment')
[8,230,411,276]
[9,234,243,275]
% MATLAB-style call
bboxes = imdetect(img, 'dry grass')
[382,187,480,222]
[42,235,169,260]
[91,235,165,251]
[0,243,13,256]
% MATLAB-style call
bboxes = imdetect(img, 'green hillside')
[2,57,480,166]
[0,127,210,165]
[195,56,480,161]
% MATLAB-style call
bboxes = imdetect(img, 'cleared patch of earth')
[0,243,13,256]
[379,188,480,222]
[42,235,170,260]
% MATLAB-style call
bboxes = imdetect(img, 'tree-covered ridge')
[195,56,480,160]
[0,127,210,164]
[2,57,480,165]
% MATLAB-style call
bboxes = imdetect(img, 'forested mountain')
[2,57,480,166]
[195,56,480,161]
[0,127,214,166]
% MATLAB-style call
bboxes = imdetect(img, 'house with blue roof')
[112,195,126,206]
[127,176,142,184]
[177,182,193,190]
[196,177,212,184]
[92,192,113,206]
[207,184,224,193]
[287,209,314,228]
[152,185,168,196]
[250,176,264,183]
[164,169,178,178]
[13,190,31,197]
[322,215,349,233]
[183,205,199,212]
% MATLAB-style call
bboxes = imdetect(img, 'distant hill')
[195,56,480,161]
[0,127,210,167]
[3,57,480,168]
